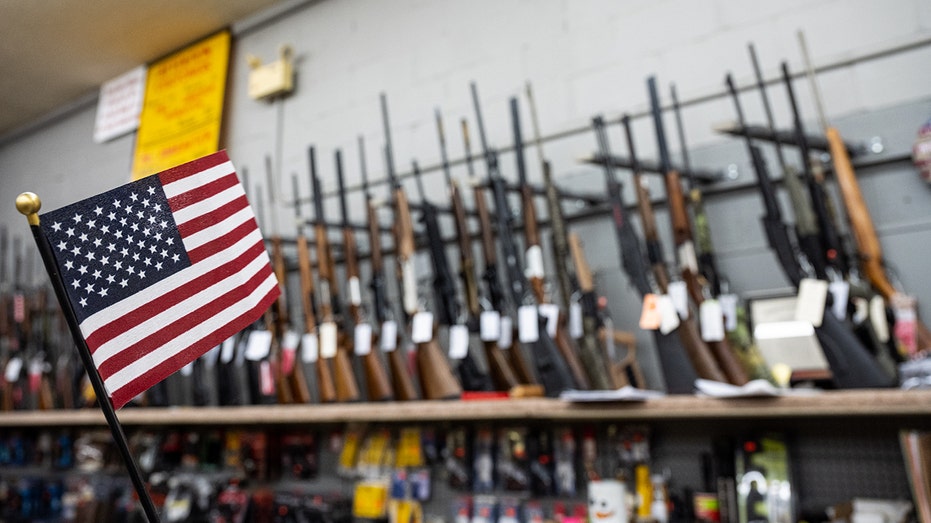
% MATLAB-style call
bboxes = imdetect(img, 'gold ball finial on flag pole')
[16,192,41,225]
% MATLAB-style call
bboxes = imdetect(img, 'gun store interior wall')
[0,0,930,522]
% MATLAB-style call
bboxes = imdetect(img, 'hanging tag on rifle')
[657,295,680,335]
[678,240,699,273]
[301,333,319,363]
[401,260,419,315]
[518,305,540,343]
[639,294,661,330]
[380,320,398,351]
[480,311,500,342]
[411,311,434,343]
[568,301,583,339]
[525,245,545,279]
[280,332,299,375]
[891,294,917,354]
[499,316,513,348]
[667,280,689,318]
[699,299,725,342]
[448,324,470,360]
[868,295,890,343]
[349,276,363,306]
[259,360,275,396]
[828,280,850,320]
[795,278,828,327]
[718,294,739,332]
[244,330,273,361]
[319,321,338,359]
[354,323,373,356]
[539,303,560,339]
[220,336,237,364]
[4,357,22,383]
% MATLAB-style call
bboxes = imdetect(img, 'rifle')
[471,82,575,396]
[592,115,700,393]
[799,33,931,353]
[336,149,395,402]
[358,135,419,401]
[725,73,893,388]
[381,92,462,400]
[429,113,494,392]
[460,118,524,390]
[670,83,771,383]
[746,46,828,281]
[309,146,361,402]
[647,78,747,385]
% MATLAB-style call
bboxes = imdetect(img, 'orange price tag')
[639,293,661,330]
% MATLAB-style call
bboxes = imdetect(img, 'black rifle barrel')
[647,76,673,174]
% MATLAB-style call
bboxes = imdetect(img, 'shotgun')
[725,73,892,388]
[336,149,394,402]
[592,115,700,393]
[381,92,462,400]
[309,146,361,402]
[358,135,419,401]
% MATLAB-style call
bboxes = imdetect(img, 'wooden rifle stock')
[268,236,301,404]
[296,230,336,403]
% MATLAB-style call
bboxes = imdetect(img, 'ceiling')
[0,0,284,141]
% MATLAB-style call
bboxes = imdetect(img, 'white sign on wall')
[93,66,147,143]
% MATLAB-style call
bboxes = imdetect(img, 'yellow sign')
[131,30,230,180]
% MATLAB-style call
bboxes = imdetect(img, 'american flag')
[40,151,280,408]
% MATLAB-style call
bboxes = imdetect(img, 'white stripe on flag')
[89,242,271,368]
[79,228,265,337]
[160,161,236,199]
[180,206,254,253]
[171,182,246,227]
[103,272,279,394]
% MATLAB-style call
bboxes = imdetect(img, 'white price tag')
[795,278,829,327]
[380,320,398,351]
[480,311,501,342]
[180,360,194,376]
[402,260,418,315]
[4,357,22,383]
[411,311,434,343]
[667,280,689,319]
[678,240,699,272]
[870,295,890,343]
[354,323,373,356]
[568,302,583,339]
[828,280,850,320]
[657,294,681,335]
[499,316,513,349]
[525,245,545,279]
[448,324,470,360]
[244,330,273,361]
[518,305,540,343]
[301,333,319,363]
[220,337,237,364]
[348,276,362,306]
[718,294,739,332]
[319,321,338,359]
[699,299,725,342]
[539,303,560,339]
[282,330,300,353]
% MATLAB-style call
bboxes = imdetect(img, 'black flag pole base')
[16,192,161,523]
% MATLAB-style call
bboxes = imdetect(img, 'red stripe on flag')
[166,172,241,213]
[186,217,258,264]
[96,262,276,380]
[84,239,268,351]
[108,287,279,409]
[157,150,231,186]
[176,194,248,239]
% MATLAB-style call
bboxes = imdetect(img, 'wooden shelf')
[1,389,930,428]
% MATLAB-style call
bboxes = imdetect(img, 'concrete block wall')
[2,0,930,389]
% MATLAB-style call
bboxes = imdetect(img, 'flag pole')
[16,192,161,522]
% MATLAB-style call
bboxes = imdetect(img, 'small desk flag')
[39,151,280,408]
